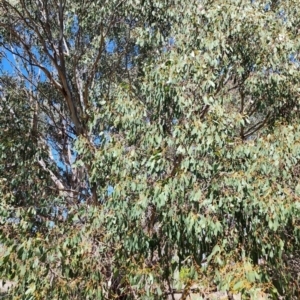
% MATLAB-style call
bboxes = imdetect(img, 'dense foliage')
[1,0,300,299]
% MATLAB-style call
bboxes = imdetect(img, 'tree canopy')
[1,0,300,299]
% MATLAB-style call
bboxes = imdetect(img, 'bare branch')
[37,158,66,192]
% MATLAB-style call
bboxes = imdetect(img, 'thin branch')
[1,42,62,90]
[37,158,66,192]
[244,113,271,138]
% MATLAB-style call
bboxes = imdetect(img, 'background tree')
[1,0,300,299]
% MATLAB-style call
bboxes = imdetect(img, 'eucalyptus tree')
[1,0,300,299]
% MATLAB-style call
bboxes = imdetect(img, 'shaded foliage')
[1,0,300,299]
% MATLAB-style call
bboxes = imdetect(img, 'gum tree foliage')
[1,0,300,298]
